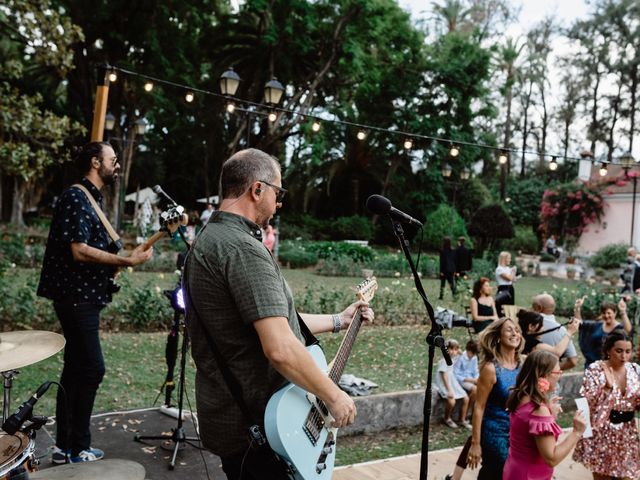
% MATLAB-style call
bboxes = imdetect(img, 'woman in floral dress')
[573,331,640,479]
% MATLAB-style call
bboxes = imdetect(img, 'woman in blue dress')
[574,297,631,368]
[467,317,524,479]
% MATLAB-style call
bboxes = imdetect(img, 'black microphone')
[366,194,423,227]
[2,381,52,435]
[153,185,178,206]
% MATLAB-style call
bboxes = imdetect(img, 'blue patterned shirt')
[37,177,115,305]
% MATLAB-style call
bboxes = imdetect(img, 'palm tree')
[431,0,472,34]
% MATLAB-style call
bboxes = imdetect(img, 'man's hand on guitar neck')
[129,243,154,266]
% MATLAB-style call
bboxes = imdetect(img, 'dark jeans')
[220,445,292,480]
[54,301,105,455]
[495,285,514,317]
[439,271,456,297]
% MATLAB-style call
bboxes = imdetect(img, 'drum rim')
[0,432,35,478]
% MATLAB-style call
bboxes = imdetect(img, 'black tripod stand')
[134,285,200,470]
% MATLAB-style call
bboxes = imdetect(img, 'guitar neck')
[141,230,167,251]
[328,312,363,384]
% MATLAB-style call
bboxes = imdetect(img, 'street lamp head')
[599,162,608,177]
[619,151,635,171]
[441,163,452,178]
[460,167,471,180]
[549,156,558,171]
[264,78,285,105]
[219,67,241,96]
[134,118,147,136]
[105,112,116,131]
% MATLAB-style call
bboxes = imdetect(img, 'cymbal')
[0,331,65,372]
[29,459,145,479]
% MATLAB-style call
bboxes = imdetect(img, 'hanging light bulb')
[226,102,236,113]
[311,120,321,132]
[549,156,558,171]
[185,91,194,103]
[449,144,459,157]
[268,112,277,122]
[599,163,608,177]
[357,130,366,140]
[403,138,413,150]
[498,151,508,165]
[144,81,154,92]
[108,71,118,82]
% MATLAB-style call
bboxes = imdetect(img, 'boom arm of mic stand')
[390,220,450,480]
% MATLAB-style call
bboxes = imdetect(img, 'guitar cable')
[182,374,212,480]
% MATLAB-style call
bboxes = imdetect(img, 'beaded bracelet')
[332,314,342,333]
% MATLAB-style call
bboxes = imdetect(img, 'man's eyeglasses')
[100,156,119,166]
[259,180,287,203]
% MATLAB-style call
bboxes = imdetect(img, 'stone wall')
[341,371,583,436]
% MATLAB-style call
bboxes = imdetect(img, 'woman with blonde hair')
[444,317,524,480]
[503,351,586,480]
[495,251,516,317]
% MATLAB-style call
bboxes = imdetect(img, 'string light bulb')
[108,71,117,82]
[404,138,413,150]
[144,81,154,92]
[549,156,558,171]
[449,144,459,157]
[599,163,608,177]
[185,91,194,103]
[357,130,366,140]
[226,102,236,113]
[268,112,277,122]
[498,151,508,165]
[311,120,321,132]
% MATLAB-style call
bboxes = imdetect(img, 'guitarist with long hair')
[184,148,374,480]
[37,141,153,464]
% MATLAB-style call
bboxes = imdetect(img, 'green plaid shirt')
[184,211,302,456]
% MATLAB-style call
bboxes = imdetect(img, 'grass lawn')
[6,268,578,464]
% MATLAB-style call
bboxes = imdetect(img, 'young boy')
[453,339,479,411]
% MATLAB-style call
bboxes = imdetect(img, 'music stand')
[134,285,200,470]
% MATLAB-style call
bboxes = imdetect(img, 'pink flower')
[537,378,550,393]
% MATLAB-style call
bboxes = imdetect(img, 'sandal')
[444,418,458,429]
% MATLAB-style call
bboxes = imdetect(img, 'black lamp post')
[620,152,637,245]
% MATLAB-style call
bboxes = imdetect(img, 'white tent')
[196,195,219,204]
[125,187,159,205]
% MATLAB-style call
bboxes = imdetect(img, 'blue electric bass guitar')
[264,277,377,480]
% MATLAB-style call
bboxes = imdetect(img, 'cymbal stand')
[2,370,18,423]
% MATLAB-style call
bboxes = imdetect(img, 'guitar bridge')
[302,406,325,446]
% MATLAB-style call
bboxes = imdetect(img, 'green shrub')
[278,241,319,268]
[549,282,638,320]
[307,242,374,263]
[106,276,173,330]
[589,243,629,269]
[469,257,495,280]
[422,205,468,251]
[539,252,556,262]
[501,226,540,254]
[0,269,56,330]
[330,216,375,241]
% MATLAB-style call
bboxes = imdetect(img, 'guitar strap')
[73,183,123,252]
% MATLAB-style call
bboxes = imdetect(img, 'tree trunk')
[10,177,25,227]
[629,64,638,153]
[540,83,549,167]
[589,72,601,155]
[520,79,534,177]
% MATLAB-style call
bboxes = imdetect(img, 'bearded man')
[38,141,152,464]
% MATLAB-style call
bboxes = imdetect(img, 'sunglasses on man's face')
[259,180,287,203]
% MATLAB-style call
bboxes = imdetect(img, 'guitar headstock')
[355,276,377,303]
[159,205,189,234]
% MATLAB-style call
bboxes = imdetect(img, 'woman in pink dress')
[573,331,640,479]
[503,350,586,480]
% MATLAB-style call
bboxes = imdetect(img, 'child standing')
[435,339,471,429]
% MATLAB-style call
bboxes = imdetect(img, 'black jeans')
[220,445,291,480]
[54,301,105,455]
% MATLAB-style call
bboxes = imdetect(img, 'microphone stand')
[390,220,451,480]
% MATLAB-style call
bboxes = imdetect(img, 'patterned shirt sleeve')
[581,362,617,431]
